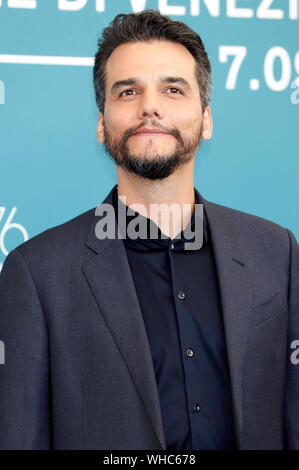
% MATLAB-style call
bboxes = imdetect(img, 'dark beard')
[103,120,204,180]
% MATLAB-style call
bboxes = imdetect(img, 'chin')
[129,144,175,157]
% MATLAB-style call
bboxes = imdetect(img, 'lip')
[134,128,170,136]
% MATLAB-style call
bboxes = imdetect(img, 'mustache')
[123,120,183,144]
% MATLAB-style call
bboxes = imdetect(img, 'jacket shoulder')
[203,199,297,283]
[205,198,290,241]
[14,207,96,261]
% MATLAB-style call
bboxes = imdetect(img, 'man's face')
[97,40,212,180]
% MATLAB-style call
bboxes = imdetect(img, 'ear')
[201,106,213,140]
[96,112,105,144]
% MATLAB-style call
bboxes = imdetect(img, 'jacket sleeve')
[0,248,51,449]
[284,228,299,449]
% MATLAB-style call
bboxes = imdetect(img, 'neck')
[116,160,196,239]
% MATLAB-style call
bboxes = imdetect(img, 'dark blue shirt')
[112,185,237,450]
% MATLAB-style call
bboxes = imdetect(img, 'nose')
[137,89,164,120]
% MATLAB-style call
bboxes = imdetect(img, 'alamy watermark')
[95,199,204,250]
[290,78,299,105]
[290,340,299,365]
[0,340,4,365]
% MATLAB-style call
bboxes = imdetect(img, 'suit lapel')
[82,186,167,450]
[199,193,255,448]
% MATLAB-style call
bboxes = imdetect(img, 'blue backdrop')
[0,0,298,272]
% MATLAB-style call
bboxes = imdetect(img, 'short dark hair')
[93,10,212,114]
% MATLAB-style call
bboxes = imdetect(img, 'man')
[0,10,298,450]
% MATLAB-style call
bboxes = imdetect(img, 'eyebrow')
[110,75,192,95]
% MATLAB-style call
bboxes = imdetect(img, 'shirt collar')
[112,184,208,252]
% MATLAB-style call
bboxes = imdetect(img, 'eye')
[166,87,183,95]
[119,89,136,97]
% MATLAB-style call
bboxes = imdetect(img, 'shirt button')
[178,291,186,300]
[193,403,201,413]
[170,243,175,250]
[186,349,194,357]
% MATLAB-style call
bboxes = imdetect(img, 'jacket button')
[193,403,201,413]
[186,349,194,357]
[178,291,186,300]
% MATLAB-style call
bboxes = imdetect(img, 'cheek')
[172,113,201,133]
[170,101,201,125]
[105,107,135,134]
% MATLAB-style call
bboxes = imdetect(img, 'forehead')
[105,40,198,87]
